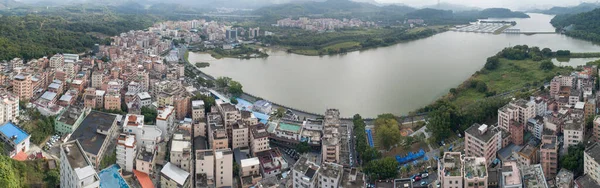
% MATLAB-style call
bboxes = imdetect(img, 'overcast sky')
[375,0,595,10]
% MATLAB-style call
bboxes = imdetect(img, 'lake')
[189,13,600,117]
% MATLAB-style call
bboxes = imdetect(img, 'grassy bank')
[449,58,573,107]
[262,26,448,56]
[191,45,269,59]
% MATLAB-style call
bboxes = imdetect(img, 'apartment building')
[556,169,574,188]
[516,143,538,166]
[49,54,64,68]
[593,116,600,142]
[161,162,191,188]
[214,149,233,187]
[540,135,559,179]
[173,95,190,120]
[207,113,228,150]
[104,93,121,111]
[438,152,463,188]
[68,111,118,168]
[0,90,19,124]
[232,120,249,149]
[522,164,549,188]
[322,127,340,164]
[60,140,100,188]
[584,143,600,184]
[55,106,88,135]
[464,124,501,166]
[293,156,320,188]
[527,117,544,140]
[170,134,192,173]
[240,157,262,188]
[191,100,205,122]
[509,120,524,145]
[12,73,32,101]
[218,102,241,128]
[550,75,574,98]
[564,118,585,152]
[463,157,487,188]
[318,163,344,188]
[91,71,103,89]
[250,123,271,156]
[116,134,137,172]
[195,149,215,187]
[498,99,536,132]
[156,106,175,140]
[136,148,157,175]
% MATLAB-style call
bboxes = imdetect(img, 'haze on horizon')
[375,0,598,10]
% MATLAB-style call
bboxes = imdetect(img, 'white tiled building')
[116,134,137,172]
[60,140,100,188]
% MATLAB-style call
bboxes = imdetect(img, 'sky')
[374,0,596,10]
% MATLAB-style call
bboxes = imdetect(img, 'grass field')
[324,41,361,51]
[450,58,572,106]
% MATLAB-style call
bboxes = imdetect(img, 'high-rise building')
[226,29,237,40]
[464,123,501,166]
[293,157,320,188]
[497,99,536,132]
[540,135,559,179]
[60,140,100,188]
[116,134,137,172]
[0,90,19,124]
[322,109,341,164]
[12,73,32,101]
[584,143,600,184]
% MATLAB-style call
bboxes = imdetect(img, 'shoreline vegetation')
[190,44,269,59]
[258,26,449,56]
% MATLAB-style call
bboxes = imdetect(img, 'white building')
[293,157,320,188]
[156,106,175,140]
[215,149,233,187]
[116,134,137,172]
[584,143,600,184]
[60,140,100,188]
[0,122,30,158]
[564,119,585,152]
[0,91,19,124]
[318,163,344,188]
[170,137,192,173]
[137,92,152,107]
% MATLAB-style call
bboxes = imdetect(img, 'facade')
[136,149,157,175]
[584,143,600,184]
[91,72,103,89]
[509,120,524,145]
[12,73,32,101]
[218,102,241,128]
[161,162,191,188]
[250,124,270,155]
[516,144,538,166]
[564,118,585,151]
[464,124,501,166]
[104,93,121,111]
[318,162,344,188]
[0,91,19,124]
[60,140,100,188]
[594,116,600,142]
[191,100,205,122]
[207,113,228,150]
[116,134,137,172]
[232,121,249,149]
[170,135,192,173]
[498,99,536,132]
[540,135,559,179]
[156,106,175,140]
[463,157,488,188]
[215,149,233,187]
[527,117,544,140]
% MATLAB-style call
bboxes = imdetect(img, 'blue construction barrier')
[366,130,375,148]
[395,149,426,164]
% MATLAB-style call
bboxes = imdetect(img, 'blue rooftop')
[99,164,130,188]
[0,122,29,144]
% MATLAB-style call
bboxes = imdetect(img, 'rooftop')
[464,157,487,179]
[319,162,343,179]
[220,103,237,112]
[241,157,260,168]
[442,152,462,177]
[161,162,190,186]
[57,106,85,126]
[522,164,548,188]
[502,161,521,186]
[192,100,204,108]
[556,169,574,188]
[0,122,29,145]
[277,121,302,133]
[171,140,191,152]
[340,168,366,188]
[575,174,599,188]
[585,143,600,164]
[465,123,499,143]
[193,136,208,151]
[41,91,57,101]
[137,149,155,162]
[62,140,92,170]
[69,111,117,155]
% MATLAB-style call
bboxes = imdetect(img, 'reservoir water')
[189,13,600,117]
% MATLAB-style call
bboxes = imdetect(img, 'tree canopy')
[374,114,401,150]
[363,157,399,180]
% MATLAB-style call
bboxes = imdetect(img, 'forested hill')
[0,7,161,61]
[536,3,600,15]
[404,8,528,25]
[551,8,600,42]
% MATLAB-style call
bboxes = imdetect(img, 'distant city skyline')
[374,0,597,10]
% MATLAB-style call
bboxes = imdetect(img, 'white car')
[421,173,429,178]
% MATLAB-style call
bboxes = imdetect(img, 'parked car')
[414,176,422,181]
[421,173,429,178]
[421,181,428,186]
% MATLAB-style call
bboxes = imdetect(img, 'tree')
[295,142,311,154]
[556,50,571,56]
[539,60,555,71]
[484,56,500,70]
[0,156,19,188]
[449,88,457,95]
[363,157,399,180]
[230,98,239,104]
[44,169,60,188]
[541,48,553,57]
[426,101,460,142]
[141,106,158,124]
[586,116,594,130]
[374,115,401,150]
[361,147,381,164]
[228,81,244,97]
[275,108,286,118]
[476,82,488,93]
[215,77,232,88]
[233,162,241,177]
[560,143,585,176]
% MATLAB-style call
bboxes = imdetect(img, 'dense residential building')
[191,100,205,122]
[521,164,549,188]
[501,161,523,188]
[498,99,536,132]
[0,90,19,124]
[464,123,501,166]
[170,133,192,173]
[156,106,175,140]
[564,116,585,151]
[12,73,32,101]
[293,156,320,188]
[116,133,137,172]
[215,149,233,187]
[594,116,600,142]
[556,169,574,188]
[509,120,524,145]
[136,148,157,175]
[463,157,488,188]
[250,123,270,155]
[318,162,344,188]
[60,140,100,188]
[540,135,559,179]
[104,93,121,111]
[207,112,228,150]
[240,157,262,188]
[584,143,600,184]
[232,120,249,149]
[438,152,464,188]
[322,109,341,164]
[55,106,88,135]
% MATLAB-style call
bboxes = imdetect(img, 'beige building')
[12,73,32,101]
[161,162,191,188]
[497,99,536,132]
[464,124,501,166]
[541,135,559,179]
[438,152,464,188]
[91,72,104,89]
[516,143,539,167]
[218,102,241,128]
[104,93,121,111]
[322,127,340,164]
[584,143,600,184]
[250,124,270,156]
[463,157,487,188]
[60,140,100,188]
[135,149,157,175]
[191,100,205,122]
[207,113,228,150]
[564,118,585,152]
[501,161,523,188]
[170,134,192,173]
[232,121,249,149]
[0,91,19,124]
[116,134,137,172]
[293,156,320,188]
[240,157,262,188]
[215,149,233,187]
[318,162,344,188]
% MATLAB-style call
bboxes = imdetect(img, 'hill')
[538,3,600,15]
[477,8,529,18]
[551,8,600,42]
[422,2,479,12]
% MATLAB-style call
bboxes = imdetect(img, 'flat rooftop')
[0,122,29,145]
[465,123,499,143]
[522,164,548,188]
[502,162,521,186]
[442,152,462,177]
[69,111,117,155]
[464,157,487,179]
[585,143,600,164]
[62,140,91,169]
[278,122,302,133]
[319,162,343,179]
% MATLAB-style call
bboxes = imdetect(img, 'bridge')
[503,28,556,35]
